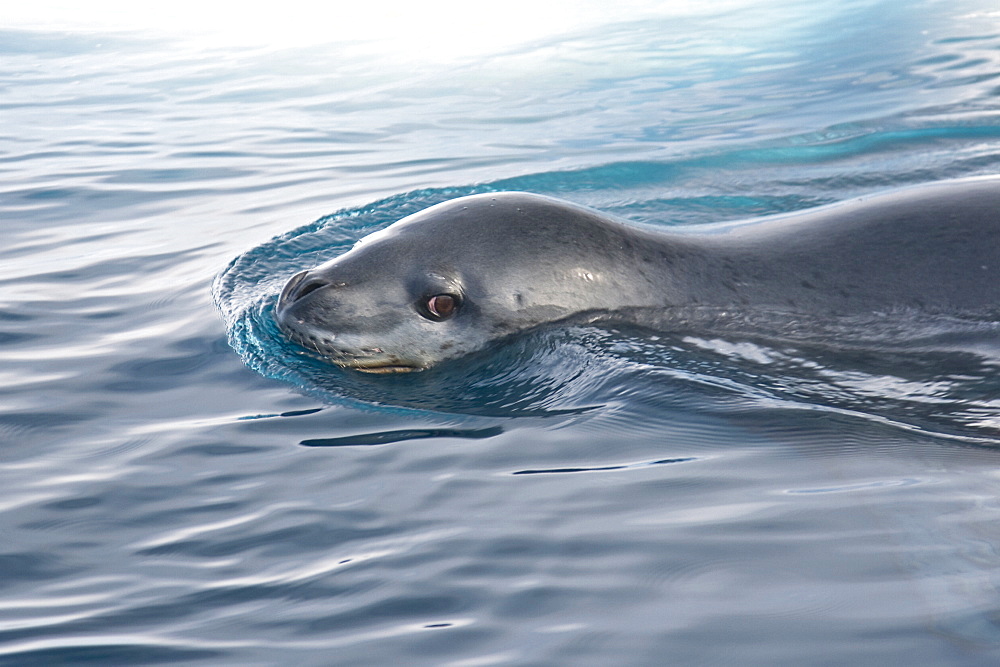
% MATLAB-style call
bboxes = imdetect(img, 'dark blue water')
[4,1,1000,663]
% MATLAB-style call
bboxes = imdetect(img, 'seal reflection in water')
[276,177,1000,373]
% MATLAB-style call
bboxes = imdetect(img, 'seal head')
[275,192,658,372]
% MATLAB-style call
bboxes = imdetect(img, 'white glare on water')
[2,0,757,60]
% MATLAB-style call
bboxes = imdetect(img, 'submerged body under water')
[5,0,1000,664]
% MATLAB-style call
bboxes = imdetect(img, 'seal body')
[276,177,1000,372]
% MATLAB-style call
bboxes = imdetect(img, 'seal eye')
[421,293,460,321]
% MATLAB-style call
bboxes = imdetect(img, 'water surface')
[4,1,1000,664]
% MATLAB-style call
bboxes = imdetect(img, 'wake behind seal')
[275,177,1000,373]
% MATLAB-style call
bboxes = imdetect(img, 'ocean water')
[4,1,1000,664]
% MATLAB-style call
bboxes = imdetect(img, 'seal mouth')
[346,362,422,374]
[277,319,426,373]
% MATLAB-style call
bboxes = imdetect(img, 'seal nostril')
[278,271,306,308]
[295,280,327,301]
[278,271,331,308]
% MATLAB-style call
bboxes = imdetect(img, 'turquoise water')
[4,1,1000,663]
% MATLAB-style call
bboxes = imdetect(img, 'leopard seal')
[275,177,1000,373]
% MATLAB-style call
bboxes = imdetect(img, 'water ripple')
[4,2,1000,664]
